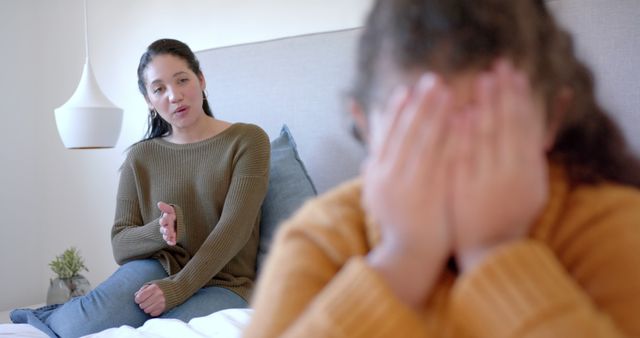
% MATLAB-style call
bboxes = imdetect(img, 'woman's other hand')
[134,283,167,317]
[451,60,549,273]
[157,201,177,246]
[364,74,456,308]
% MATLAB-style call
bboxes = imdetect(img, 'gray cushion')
[257,125,317,272]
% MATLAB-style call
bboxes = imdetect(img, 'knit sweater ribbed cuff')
[154,279,184,312]
[450,239,592,337]
[286,257,428,338]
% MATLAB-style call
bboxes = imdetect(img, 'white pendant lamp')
[54,0,123,149]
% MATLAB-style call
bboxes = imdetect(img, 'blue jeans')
[10,259,248,338]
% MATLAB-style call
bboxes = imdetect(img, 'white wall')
[0,0,373,311]
[0,0,45,313]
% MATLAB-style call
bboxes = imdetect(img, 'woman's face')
[144,54,206,131]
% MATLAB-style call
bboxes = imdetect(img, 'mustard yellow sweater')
[245,164,640,337]
[112,123,270,311]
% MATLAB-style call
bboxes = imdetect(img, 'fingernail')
[390,85,408,101]
[418,73,437,92]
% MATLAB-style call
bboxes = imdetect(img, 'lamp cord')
[83,0,89,62]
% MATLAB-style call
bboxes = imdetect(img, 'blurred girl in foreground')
[245,0,640,337]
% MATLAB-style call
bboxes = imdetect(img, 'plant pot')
[46,275,91,305]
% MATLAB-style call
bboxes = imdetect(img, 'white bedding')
[0,308,252,338]
[0,324,48,338]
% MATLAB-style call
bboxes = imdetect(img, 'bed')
[2,0,639,336]
[0,309,251,338]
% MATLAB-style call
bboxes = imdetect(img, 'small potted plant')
[46,247,91,305]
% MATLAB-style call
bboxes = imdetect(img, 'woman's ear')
[545,86,573,151]
[198,73,206,91]
[144,96,153,111]
[348,98,369,143]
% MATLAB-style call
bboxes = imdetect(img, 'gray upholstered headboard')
[197,28,366,194]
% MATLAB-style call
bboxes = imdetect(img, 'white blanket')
[0,324,48,338]
[0,308,252,338]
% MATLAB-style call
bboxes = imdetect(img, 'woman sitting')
[12,38,270,337]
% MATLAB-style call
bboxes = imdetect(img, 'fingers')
[404,77,453,179]
[495,60,519,158]
[493,60,545,163]
[370,85,411,163]
[159,219,176,245]
[134,284,166,317]
[157,201,175,215]
[159,212,176,227]
[475,73,497,172]
[160,224,176,246]
[157,201,177,246]
[453,59,542,199]
[369,74,453,185]
[134,284,152,304]
[452,109,474,186]
[139,297,163,317]
[366,73,455,195]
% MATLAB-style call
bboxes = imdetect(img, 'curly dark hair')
[351,0,640,187]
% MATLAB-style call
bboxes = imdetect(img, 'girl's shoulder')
[549,163,640,222]
[561,180,640,235]
[280,179,366,236]
[570,181,640,211]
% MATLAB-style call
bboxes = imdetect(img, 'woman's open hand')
[157,202,177,246]
[364,74,456,307]
[451,60,549,273]
[134,283,166,317]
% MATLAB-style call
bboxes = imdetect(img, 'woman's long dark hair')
[137,38,213,141]
[351,0,640,187]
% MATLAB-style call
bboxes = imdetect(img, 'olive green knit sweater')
[111,123,270,311]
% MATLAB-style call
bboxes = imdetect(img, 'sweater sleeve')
[110,157,186,265]
[450,237,639,337]
[450,185,640,338]
[244,182,431,338]
[280,258,430,338]
[152,128,270,311]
